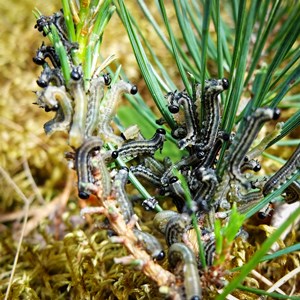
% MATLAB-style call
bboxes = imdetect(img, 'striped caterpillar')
[98,80,138,146]
[168,243,201,300]
[111,128,166,160]
[263,144,300,197]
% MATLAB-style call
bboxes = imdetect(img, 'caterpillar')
[133,229,165,261]
[68,66,88,148]
[226,107,280,187]
[39,86,73,135]
[195,78,229,151]
[111,167,134,223]
[153,210,191,246]
[33,42,61,68]
[111,128,166,160]
[130,165,162,187]
[85,73,111,137]
[75,137,104,199]
[167,91,199,149]
[168,243,202,300]
[37,65,64,88]
[263,143,300,196]
[98,80,138,146]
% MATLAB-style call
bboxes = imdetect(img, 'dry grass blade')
[0,166,31,300]
[251,270,286,296]
[265,266,300,295]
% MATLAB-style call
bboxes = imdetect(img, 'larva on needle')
[111,167,134,223]
[130,165,162,187]
[41,86,73,135]
[98,80,138,146]
[263,143,300,196]
[37,64,64,88]
[111,128,166,161]
[196,78,229,151]
[168,91,199,149]
[75,137,103,199]
[33,43,61,68]
[85,73,111,137]
[193,167,218,205]
[133,229,165,261]
[90,152,112,200]
[168,243,202,300]
[226,107,280,187]
[68,67,88,148]
[168,176,187,213]
[153,211,191,246]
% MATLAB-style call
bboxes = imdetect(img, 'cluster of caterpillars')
[33,11,165,264]
[33,10,300,300]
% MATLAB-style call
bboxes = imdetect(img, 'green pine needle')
[50,24,71,83]
[217,203,300,299]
